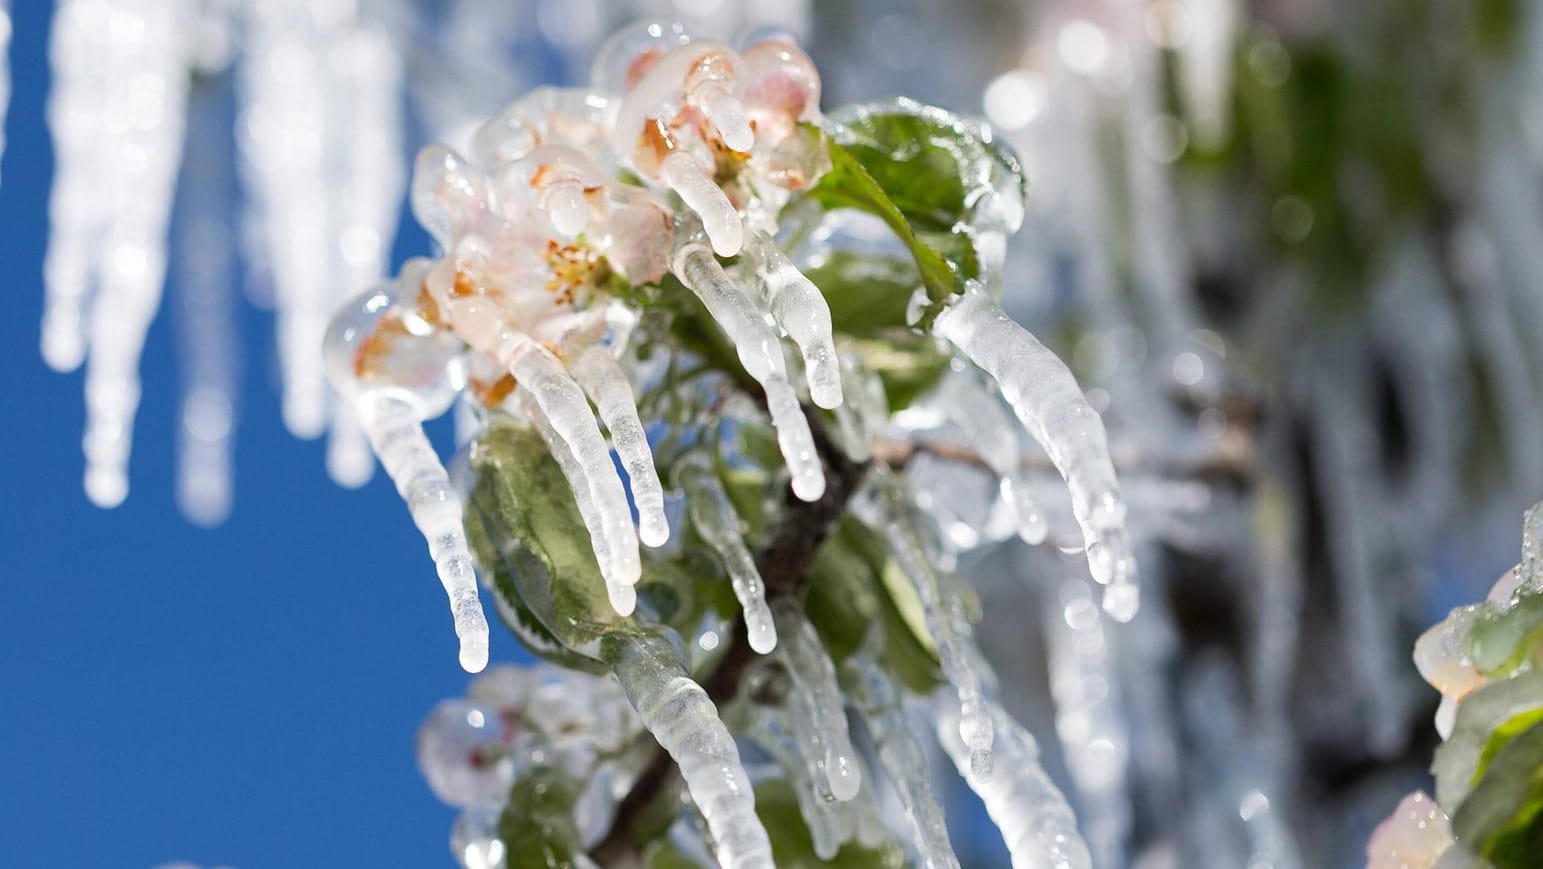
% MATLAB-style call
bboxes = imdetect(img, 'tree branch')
[590,410,868,864]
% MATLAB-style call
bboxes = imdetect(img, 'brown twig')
[590,410,868,865]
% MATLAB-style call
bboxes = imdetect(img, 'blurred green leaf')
[1452,718,1543,867]
[756,778,905,867]
[498,766,589,869]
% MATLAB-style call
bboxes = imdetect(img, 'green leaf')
[807,127,971,330]
[755,778,905,868]
[467,422,645,665]
[497,766,590,869]
[803,516,943,694]
[1451,718,1543,867]
[1477,707,1543,783]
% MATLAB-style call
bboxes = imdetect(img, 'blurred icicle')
[833,347,887,462]
[240,1,403,456]
[1044,579,1129,869]
[608,634,774,869]
[1308,352,1405,754]
[845,654,961,869]
[772,600,862,801]
[44,0,195,507]
[325,16,406,488]
[1174,0,1239,150]
[676,454,776,653]
[174,74,240,527]
[0,0,9,179]
[933,287,1138,621]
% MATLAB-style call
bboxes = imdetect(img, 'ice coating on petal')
[609,634,774,869]
[566,342,670,549]
[412,145,494,251]
[933,287,1137,621]
[846,656,961,869]
[672,239,825,501]
[744,230,843,410]
[773,600,862,801]
[676,454,776,652]
[1365,791,1454,869]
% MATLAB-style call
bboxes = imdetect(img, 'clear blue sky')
[0,5,528,865]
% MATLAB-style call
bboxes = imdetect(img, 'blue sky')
[0,5,520,865]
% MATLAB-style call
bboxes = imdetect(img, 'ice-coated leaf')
[466,421,646,665]
[497,765,593,869]
[755,779,905,868]
[806,126,969,330]
[1450,717,1543,867]
[1433,671,1543,808]
[821,99,1025,235]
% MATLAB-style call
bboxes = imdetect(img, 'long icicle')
[676,454,777,653]
[845,654,961,869]
[935,698,1092,869]
[933,286,1137,621]
[514,391,635,617]
[502,337,643,601]
[772,599,862,801]
[357,392,489,673]
[877,482,994,777]
[608,634,773,869]
[672,237,825,501]
[78,0,192,508]
[566,342,670,548]
[742,230,843,410]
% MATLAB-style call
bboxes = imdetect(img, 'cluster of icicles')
[38,0,406,523]
[322,22,1135,869]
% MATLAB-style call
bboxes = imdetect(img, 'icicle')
[514,391,636,617]
[64,0,193,507]
[833,349,887,462]
[845,655,961,869]
[675,455,776,652]
[1044,580,1129,868]
[502,337,643,602]
[937,700,1092,869]
[738,698,854,859]
[672,237,825,501]
[661,152,744,257]
[173,79,239,527]
[0,0,9,183]
[324,17,405,487]
[1308,359,1405,754]
[938,372,1046,545]
[742,231,842,410]
[358,393,489,673]
[933,287,1137,621]
[608,634,774,869]
[877,484,994,777]
[772,600,862,801]
[565,342,670,548]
